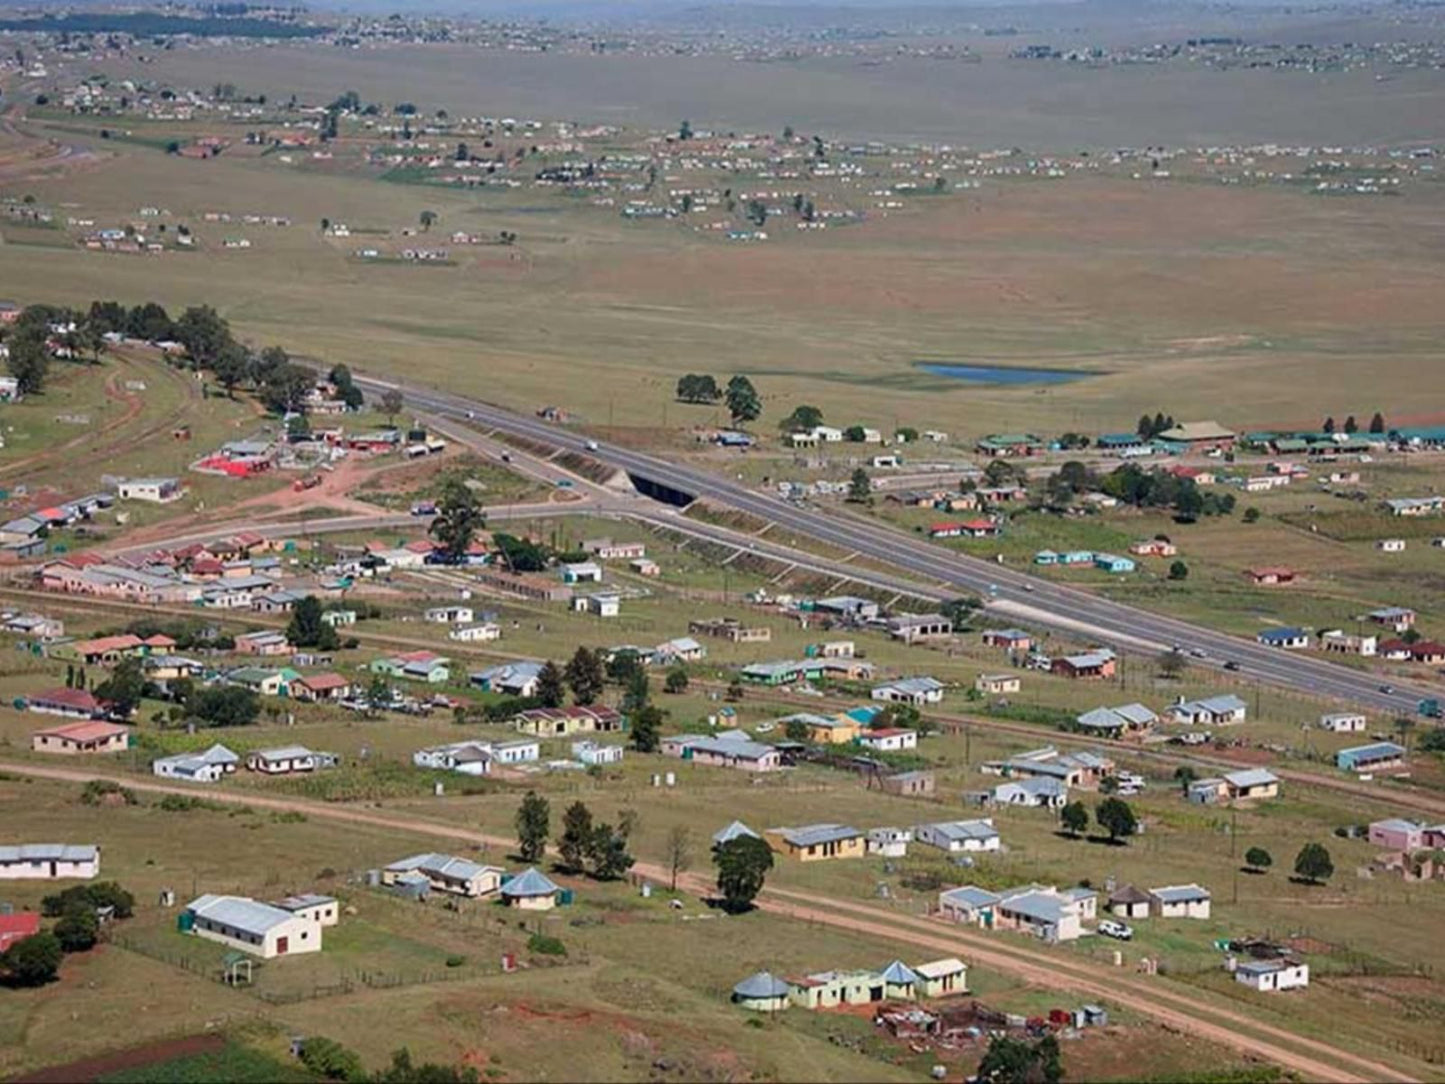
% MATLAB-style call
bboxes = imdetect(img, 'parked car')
[1098,920,1133,941]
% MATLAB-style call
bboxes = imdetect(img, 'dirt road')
[0,759,1417,1083]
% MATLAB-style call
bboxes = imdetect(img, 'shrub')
[527,932,567,956]
[445,954,466,968]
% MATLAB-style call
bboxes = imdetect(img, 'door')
[276,936,289,955]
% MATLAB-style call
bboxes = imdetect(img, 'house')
[1224,768,1280,801]
[373,651,451,683]
[1319,630,1377,657]
[1170,694,1248,726]
[572,740,624,767]
[225,667,290,697]
[983,628,1033,652]
[779,712,859,744]
[0,844,100,880]
[0,913,40,952]
[424,605,474,625]
[252,590,303,615]
[786,968,905,1009]
[26,688,108,721]
[235,630,293,657]
[975,433,1044,458]
[572,592,621,618]
[857,727,919,753]
[1367,607,1416,632]
[153,744,239,783]
[382,854,504,897]
[1337,741,1406,773]
[813,596,880,621]
[713,820,761,847]
[914,958,968,999]
[446,623,503,645]
[246,746,328,775]
[1257,627,1311,650]
[871,676,945,706]
[1092,553,1136,574]
[501,867,562,910]
[1129,538,1177,558]
[975,674,1021,695]
[3,612,64,640]
[914,819,1000,854]
[1149,884,1212,919]
[732,971,792,1012]
[413,741,495,775]
[866,827,912,857]
[938,884,1094,943]
[512,705,623,737]
[291,673,352,702]
[1319,712,1367,733]
[881,769,935,798]
[1233,958,1309,992]
[766,824,865,861]
[1075,703,1157,737]
[631,558,660,576]
[584,539,647,560]
[1157,421,1235,448]
[1370,818,1426,851]
[1377,538,1407,553]
[886,614,954,644]
[1106,884,1153,920]
[991,778,1068,809]
[116,477,184,503]
[183,894,323,958]
[273,894,340,927]
[560,561,603,585]
[689,617,771,643]
[1051,650,1117,680]
[1245,566,1297,586]
[472,661,545,698]
[1383,497,1444,517]
[655,636,706,663]
[671,732,782,772]
[1383,640,1445,664]
[983,746,1115,788]
[473,568,573,603]
[31,719,128,754]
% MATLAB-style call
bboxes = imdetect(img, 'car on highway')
[1023,583,1036,593]
[1098,920,1133,941]
[1223,661,1240,672]
[585,440,599,451]
[1189,648,1208,659]
[1379,683,1395,694]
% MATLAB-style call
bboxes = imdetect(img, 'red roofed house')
[65,634,147,665]
[0,913,40,952]
[291,672,353,702]
[930,523,964,539]
[26,688,107,720]
[1246,567,1297,587]
[31,718,129,754]
[1381,640,1445,664]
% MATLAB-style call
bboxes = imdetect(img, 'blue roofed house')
[914,819,1000,854]
[1170,695,1248,726]
[152,743,238,783]
[501,867,562,910]
[1256,627,1311,650]
[1075,703,1158,737]
[713,820,760,847]
[1337,741,1407,774]
[1092,553,1136,574]
[991,777,1068,809]
[939,883,1095,942]
[732,971,791,1011]
[471,661,544,698]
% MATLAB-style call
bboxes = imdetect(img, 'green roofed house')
[732,971,791,1012]
[974,433,1044,458]
[1157,421,1236,449]
[501,867,561,911]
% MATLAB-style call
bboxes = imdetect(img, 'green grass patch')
[97,1040,314,1083]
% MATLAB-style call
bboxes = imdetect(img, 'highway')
[356,373,1441,716]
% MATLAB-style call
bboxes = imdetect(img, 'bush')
[54,909,99,952]
[42,881,135,920]
[526,932,567,956]
[298,1036,366,1082]
[445,954,466,968]
[1,931,62,986]
[79,779,136,806]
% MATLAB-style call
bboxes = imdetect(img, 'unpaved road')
[0,759,1417,1083]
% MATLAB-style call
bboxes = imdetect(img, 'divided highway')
[356,374,1437,715]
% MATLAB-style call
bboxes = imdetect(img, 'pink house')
[1370,818,1425,851]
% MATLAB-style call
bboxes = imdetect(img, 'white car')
[585,440,599,451]
[1098,920,1133,941]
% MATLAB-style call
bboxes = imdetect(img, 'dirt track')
[0,758,1418,1083]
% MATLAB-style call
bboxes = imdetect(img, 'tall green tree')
[629,704,663,753]
[515,790,550,863]
[779,404,823,433]
[1060,801,1088,837]
[1294,842,1334,884]
[564,646,604,705]
[1244,847,1273,874]
[725,375,761,427]
[714,835,774,913]
[535,660,565,709]
[1094,796,1138,844]
[847,467,872,504]
[94,656,145,718]
[287,595,338,649]
[53,908,99,953]
[175,304,233,368]
[588,821,635,880]
[1,931,62,987]
[557,801,594,873]
[975,1034,1063,1084]
[428,478,485,562]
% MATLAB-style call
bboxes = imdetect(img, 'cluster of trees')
[514,793,636,881]
[2,882,134,987]
[428,478,486,562]
[1097,463,1236,520]
[287,595,341,651]
[1322,413,1385,435]
[975,1033,1063,1084]
[1136,412,1177,439]
[1059,796,1138,843]
[298,1039,480,1083]
[674,373,761,426]
[523,647,676,752]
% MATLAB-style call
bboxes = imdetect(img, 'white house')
[866,827,911,858]
[572,740,624,766]
[1319,711,1367,733]
[914,819,1000,853]
[870,677,945,706]
[1233,958,1309,992]
[117,477,185,503]
[246,746,325,775]
[381,854,504,898]
[449,623,502,642]
[183,894,324,958]
[1149,884,1212,919]
[152,744,239,783]
[0,844,100,880]
[424,605,474,625]
[1170,695,1248,726]
[1376,538,1407,553]
[856,728,918,753]
[573,593,620,618]
[991,777,1068,809]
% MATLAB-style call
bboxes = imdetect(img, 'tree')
[1322,416,1336,434]
[1168,560,1189,581]
[588,821,635,880]
[373,1048,479,1084]
[536,660,565,709]
[455,141,470,161]
[1156,649,1186,680]
[298,1036,366,1082]
[675,374,720,403]
[494,532,547,572]
[1419,727,1445,754]
[1094,796,1138,844]
[678,119,693,140]
[1244,846,1273,874]
[1243,506,1261,524]
[54,908,99,953]
[1369,411,1386,434]
[1,931,62,987]
[1343,415,1358,434]
[1294,842,1334,884]
[725,375,761,427]
[976,1034,1062,1084]
[380,388,405,424]
[419,210,437,231]
[714,835,774,913]
[666,825,694,892]
[564,646,605,705]
[187,685,260,728]
[287,595,339,650]
[1060,801,1088,837]
[623,668,650,714]
[780,404,823,433]
[515,791,550,863]
[843,425,867,443]
[896,427,919,443]
[847,468,872,505]
[175,304,233,369]
[211,339,250,396]
[95,656,145,718]
[630,704,663,753]
[557,801,594,873]
[1394,715,1416,751]
[1173,765,1197,791]
[428,477,485,562]
[664,666,689,694]
[784,717,810,743]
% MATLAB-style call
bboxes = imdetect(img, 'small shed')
[1107,883,1152,920]
[500,867,561,911]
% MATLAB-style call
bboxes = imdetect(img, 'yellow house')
[766,824,865,862]
[782,713,860,745]
[975,673,1021,695]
